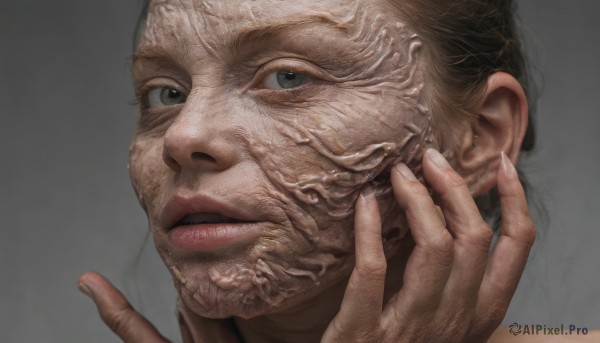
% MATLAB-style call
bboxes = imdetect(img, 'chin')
[176,273,316,319]
[167,240,353,319]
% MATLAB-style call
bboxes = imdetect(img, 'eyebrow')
[228,15,350,55]
[133,46,178,65]
[133,14,350,64]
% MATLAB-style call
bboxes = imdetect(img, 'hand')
[77,272,241,343]
[322,149,536,343]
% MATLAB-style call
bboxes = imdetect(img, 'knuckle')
[433,230,454,250]
[457,222,494,252]
[356,328,385,343]
[511,217,537,248]
[329,320,384,343]
[405,180,430,197]
[104,306,135,337]
[522,222,537,246]
[426,231,454,261]
[343,326,384,343]
[350,331,385,343]
[472,224,494,247]
[442,310,474,340]
[357,258,387,280]
[444,172,466,190]
[479,302,508,330]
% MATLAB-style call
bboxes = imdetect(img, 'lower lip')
[168,222,262,251]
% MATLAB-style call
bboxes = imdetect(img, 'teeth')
[180,213,241,225]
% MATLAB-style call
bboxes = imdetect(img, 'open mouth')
[175,213,245,227]
[167,211,263,251]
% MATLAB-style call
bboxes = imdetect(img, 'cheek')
[128,137,166,216]
[248,87,434,234]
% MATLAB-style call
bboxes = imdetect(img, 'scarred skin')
[130,0,438,320]
[77,0,555,342]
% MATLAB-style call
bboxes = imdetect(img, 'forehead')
[141,0,390,49]
[148,0,359,21]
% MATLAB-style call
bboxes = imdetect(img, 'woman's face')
[130,0,437,319]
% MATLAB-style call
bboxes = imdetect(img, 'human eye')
[262,71,311,90]
[145,86,187,109]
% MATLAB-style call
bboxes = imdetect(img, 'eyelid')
[136,77,189,109]
[247,58,333,92]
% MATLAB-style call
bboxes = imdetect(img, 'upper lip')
[160,193,256,230]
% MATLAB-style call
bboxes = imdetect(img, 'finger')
[422,148,491,239]
[477,153,536,323]
[421,148,493,306]
[384,162,453,320]
[322,187,385,341]
[78,272,169,343]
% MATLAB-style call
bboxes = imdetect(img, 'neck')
[235,278,347,343]
[234,238,414,343]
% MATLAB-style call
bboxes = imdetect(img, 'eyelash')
[135,80,188,112]
[250,59,329,92]
[134,59,328,113]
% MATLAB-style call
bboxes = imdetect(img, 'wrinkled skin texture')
[129,0,439,320]
[78,0,543,342]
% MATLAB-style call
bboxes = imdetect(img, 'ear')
[456,72,529,196]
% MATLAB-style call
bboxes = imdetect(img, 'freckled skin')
[129,0,441,321]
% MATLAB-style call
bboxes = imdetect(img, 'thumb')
[78,271,170,343]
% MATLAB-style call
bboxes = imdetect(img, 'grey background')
[1,0,599,342]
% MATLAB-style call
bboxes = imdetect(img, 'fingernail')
[500,151,517,179]
[360,185,375,200]
[425,148,450,169]
[78,282,93,298]
[394,163,417,181]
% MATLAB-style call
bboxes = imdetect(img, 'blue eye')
[146,87,187,108]
[263,71,310,90]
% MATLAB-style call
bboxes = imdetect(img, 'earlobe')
[456,72,529,196]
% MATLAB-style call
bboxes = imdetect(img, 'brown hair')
[386,0,539,229]
[388,0,536,151]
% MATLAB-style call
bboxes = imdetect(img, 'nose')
[162,94,241,173]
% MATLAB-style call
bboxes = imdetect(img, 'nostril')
[191,152,217,163]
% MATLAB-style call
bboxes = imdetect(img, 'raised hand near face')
[322,149,536,343]
[79,149,535,343]
[78,272,241,343]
